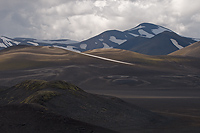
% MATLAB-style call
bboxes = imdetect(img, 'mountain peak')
[129,22,160,30]
[139,22,161,27]
[125,22,173,38]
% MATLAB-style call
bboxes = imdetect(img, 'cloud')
[0,0,200,41]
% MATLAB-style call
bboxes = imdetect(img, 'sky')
[0,0,200,41]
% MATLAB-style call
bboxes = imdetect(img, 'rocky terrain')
[0,43,200,132]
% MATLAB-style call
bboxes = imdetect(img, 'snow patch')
[99,39,104,41]
[109,36,126,45]
[152,27,171,35]
[193,38,200,42]
[1,37,13,46]
[53,45,81,53]
[80,44,87,49]
[129,33,139,37]
[138,29,154,38]
[13,40,21,45]
[95,42,98,45]
[0,43,7,48]
[66,46,81,52]
[1,37,20,46]
[103,43,112,48]
[27,41,39,46]
[170,39,183,49]
[128,25,145,31]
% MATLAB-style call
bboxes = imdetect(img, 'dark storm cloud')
[0,0,200,41]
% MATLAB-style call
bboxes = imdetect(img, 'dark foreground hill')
[0,104,116,133]
[0,80,166,132]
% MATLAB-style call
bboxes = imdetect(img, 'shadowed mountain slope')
[169,41,200,58]
[63,23,197,54]
[116,31,196,55]
[0,80,166,131]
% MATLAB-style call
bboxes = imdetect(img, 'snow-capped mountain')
[65,23,198,55]
[117,23,197,55]
[0,23,199,55]
[0,36,21,50]
[0,36,79,50]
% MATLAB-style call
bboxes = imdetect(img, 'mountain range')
[0,36,78,51]
[1,23,199,55]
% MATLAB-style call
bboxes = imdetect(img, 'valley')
[0,44,200,132]
[0,22,200,133]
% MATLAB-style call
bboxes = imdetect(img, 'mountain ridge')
[0,22,199,55]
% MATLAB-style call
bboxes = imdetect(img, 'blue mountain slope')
[117,31,196,55]
[69,23,198,54]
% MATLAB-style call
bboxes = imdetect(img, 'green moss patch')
[48,81,82,91]
[22,90,59,104]
[14,80,83,92]
[15,80,48,90]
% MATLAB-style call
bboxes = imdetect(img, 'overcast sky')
[0,0,200,41]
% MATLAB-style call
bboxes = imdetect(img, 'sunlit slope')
[1,46,200,89]
[169,41,200,58]
[0,45,69,70]
[1,45,198,71]
[84,48,200,70]
[0,45,111,70]
[84,48,163,64]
